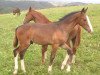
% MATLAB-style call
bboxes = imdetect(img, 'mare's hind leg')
[42,45,48,64]
[48,44,59,72]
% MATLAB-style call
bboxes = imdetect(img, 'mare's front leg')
[72,31,81,63]
[48,44,59,72]
[42,45,48,64]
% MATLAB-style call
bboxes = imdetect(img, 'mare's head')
[23,7,37,24]
[23,7,50,24]
[77,7,93,33]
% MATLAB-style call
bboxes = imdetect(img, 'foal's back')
[17,23,66,45]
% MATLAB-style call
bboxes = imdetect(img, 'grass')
[0,4,100,75]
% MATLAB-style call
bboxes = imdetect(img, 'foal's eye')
[84,19,86,21]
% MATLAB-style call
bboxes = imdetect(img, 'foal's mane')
[58,11,80,22]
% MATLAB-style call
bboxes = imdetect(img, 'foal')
[23,7,81,64]
[13,8,93,74]
[13,7,21,16]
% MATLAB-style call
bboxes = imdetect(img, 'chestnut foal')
[23,7,81,64]
[13,8,93,74]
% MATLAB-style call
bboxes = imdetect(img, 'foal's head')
[77,7,93,33]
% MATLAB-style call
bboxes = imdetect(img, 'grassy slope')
[0,4,100,75]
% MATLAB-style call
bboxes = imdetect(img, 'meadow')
[0,4,100,75]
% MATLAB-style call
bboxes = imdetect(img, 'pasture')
[0,4,100,75]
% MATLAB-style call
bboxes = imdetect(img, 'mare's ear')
[29,6,32,12]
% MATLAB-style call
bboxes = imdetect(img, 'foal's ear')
[81,7,88,14]
[84,7,88,13]
[81,7,85,13]
[29,6,32,12]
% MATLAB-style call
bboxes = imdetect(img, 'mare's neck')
[33,13,51,24]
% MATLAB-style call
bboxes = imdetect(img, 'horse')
[13,8,93,75]
[23,7,81,64]
[13,7,21,16]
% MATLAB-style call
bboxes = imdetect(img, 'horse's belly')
[32,33,52,45]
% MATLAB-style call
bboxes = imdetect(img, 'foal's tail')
[13,29,18,48]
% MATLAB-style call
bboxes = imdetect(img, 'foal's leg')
[48,44,59,72]
[66,48,73,72]
[42,45,48,64]
[61,43,73,72]
[61,42,71,70]
[13,47,21,75]
[19,44,30,74]
[13,44,30,75]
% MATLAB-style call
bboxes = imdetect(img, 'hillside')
[0,4,100,75]
[65,2,87,6]
[0,1,54,13]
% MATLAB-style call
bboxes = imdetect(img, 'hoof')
[61,65,65,70]
[66,65,71,72]
[13,70,17,75]
[66,69,71,72]
[48,66,52,72]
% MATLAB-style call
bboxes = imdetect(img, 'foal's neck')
[58,17,78,33]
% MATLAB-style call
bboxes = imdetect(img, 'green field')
[0,4,100,75]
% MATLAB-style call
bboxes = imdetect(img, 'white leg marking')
[13,53,19,75]
[44,51,47,60]
[48,65,52,72]
[21,59,26,73]
[66,64,71,72]
[61,54,69,70]
[86,15,93,32]
[72,55,76,63]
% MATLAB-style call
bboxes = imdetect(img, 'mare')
[13,8,93,75]
[23,7,82,64]
[13,7,21,16]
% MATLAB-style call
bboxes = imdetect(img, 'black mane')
[59,11,80,21]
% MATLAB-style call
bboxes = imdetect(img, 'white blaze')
[86,15,93,32]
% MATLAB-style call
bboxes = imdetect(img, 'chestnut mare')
[13,8,93,74]
[23,7,81,64]
[13,7,21,16]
